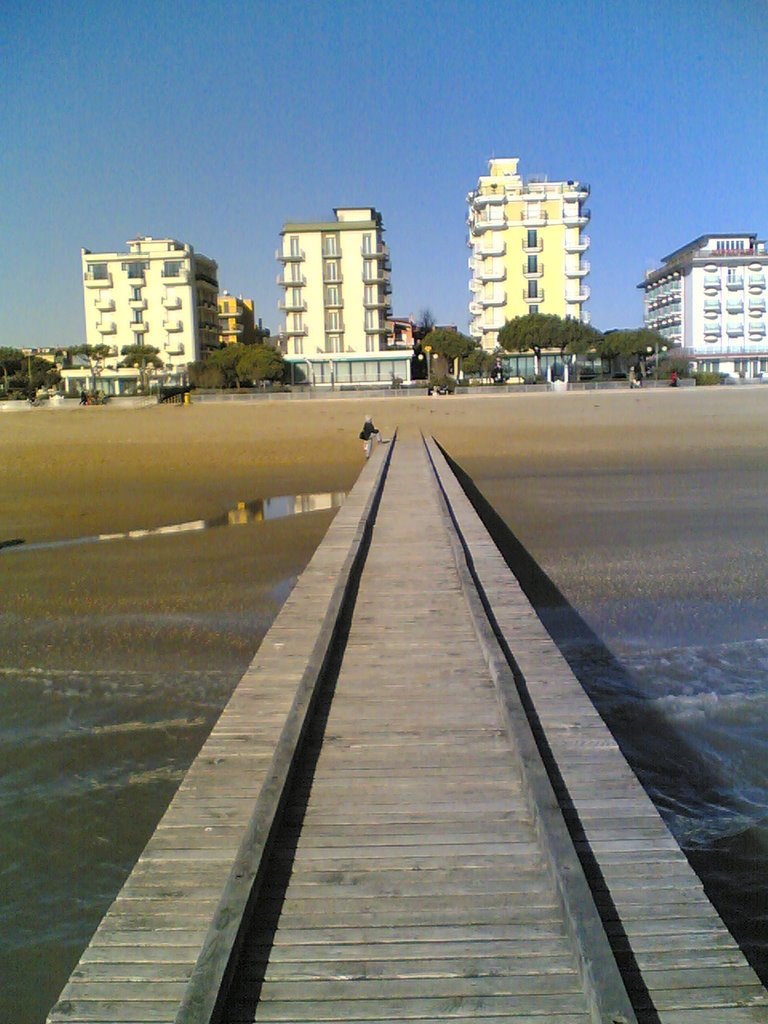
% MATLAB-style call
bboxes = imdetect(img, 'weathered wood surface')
[219,434,629,1023]
[425,435,768,1023]
[46,441,393,1024]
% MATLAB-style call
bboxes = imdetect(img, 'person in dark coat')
[359,415,383,459]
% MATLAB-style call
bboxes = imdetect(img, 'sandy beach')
[3,386,768,1023]
[3,387,768,657]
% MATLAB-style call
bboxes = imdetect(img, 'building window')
[132,310,143,324]
[125,261,145,280]
[90,262,109,279]
[527,255,538,274]
[529,305,539,314]
[132,286,142,301]
[326,285,340,306]
[293,338,303,355]
[365,309,379,330]
[325,261,339,282]
[323,234,338,257]
[327,311,340,332]
[362,234,373,254]
[290,263,302,282]
[528,281,538,299]
[162,261,181,278]
[291,288,303,307]
[527,230,537,248]
[289,235,300,256]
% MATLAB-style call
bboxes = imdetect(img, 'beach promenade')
[45,429,767,1024]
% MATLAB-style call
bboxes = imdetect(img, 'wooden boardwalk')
[47,431,767,1024]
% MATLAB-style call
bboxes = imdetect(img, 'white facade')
[78,237,218,393]
[276,208,411,387]
[640,234,768,377]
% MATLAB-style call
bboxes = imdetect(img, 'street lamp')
[424,343,433,380]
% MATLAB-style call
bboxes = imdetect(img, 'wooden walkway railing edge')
[46,441,394,1024]
[424,435,638,1024]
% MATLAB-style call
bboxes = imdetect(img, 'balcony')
[522,238,544,253]
[84,271,112,288]
[478,265,505,282]
[96,321,116,334]
[480,319,506,333]
[130,321,149,333]
[276,248,305,262]
[565,234,590,253]
[563,207,590,227]
[128,298,147,310]
[475,239,506,258]
[162,269,190,284]
[522,289,544,303]
[749,300,766,314]
[726,300,744,314]
[361,243,389,261]
[726,322,744,337]
[163,319,183,332]
[322,269,343,284]
[523,263,544,279]
[279,298,308,313]
[472,216,507,234]
[749,323,767,335]
[704,300,721,313]
[162,295,182,310]
[565,261,590,277]
[749,274,766,290]
[521,209,548,227]
[363,296,389,309]
[469,302,483,317]
[472,190,507,207]
[566,286,591,303]
[126,273,145,286]
[277,272,307,288]
[726,277,744,290]
[95,297,115,312]
[480,291,506,307]
[469,279,482,293]
[325,295,344,309]
[284,324,308,337]
[363,270,389,286]
[165,342,186,357]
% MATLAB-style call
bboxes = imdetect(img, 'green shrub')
[692,371,721,386]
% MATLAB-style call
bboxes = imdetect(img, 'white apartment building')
[71,237,218,395]
[467,158,591,352]
[639,234,768,378]
[276,208,411,387]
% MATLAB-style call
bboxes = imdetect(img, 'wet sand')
[4,388,768,655]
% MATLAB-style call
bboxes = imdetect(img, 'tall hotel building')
[639,234,768,378]
[276,207,411,386]
[467,158,591,351]
[77,237,218,394]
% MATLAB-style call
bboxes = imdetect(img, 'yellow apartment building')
[72,236,218,395]
[467,158,591,351]
[218,293,257,346]
[276,207,411,387]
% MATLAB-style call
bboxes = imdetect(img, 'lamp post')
[424,343,433,381]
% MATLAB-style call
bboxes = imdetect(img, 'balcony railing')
[522,239,544,253]
[478,266,505,282]
[284,324,308,336]
[276,248,305,262]
[563,208,590,226]
[565,235,590,253]
[480,320,506,333]
[476,239,506,258]
[361,243,389,260]
[162,295,182,310]
[749,275,766,290]
[566,286,591,303]
[565,262,590,277]
[749,324,767,335]
[162,269,190,284]
[469,302,483,316]
[480,291,506,307]
[472,191,507,207]
[523,264,544,279]
[95,297,115,312]
[704,276,721,289]
[322,269,343,284]
[363,297,389,309]
[277,273,307,288]
[96,321,116,334]
[163,320,183,332]
[363,271,389,286]
[726,301,744,314]
[749,301,766,313]
[472,217,507,234]
[128,298,147,310]
[279,299,308,312]
[130,321,149,332]
[726,277,744,290]
[522,290,544,303]
[84,271,112,287]
[521,210,548,227]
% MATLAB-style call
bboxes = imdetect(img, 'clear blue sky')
[2,0,767,348]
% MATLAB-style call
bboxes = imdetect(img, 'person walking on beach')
[359,415,386,459]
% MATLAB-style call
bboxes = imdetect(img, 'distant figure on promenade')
[670,370,679,387]
[79,390,88,405]
[359,415,387,459]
